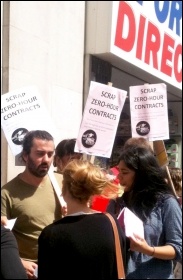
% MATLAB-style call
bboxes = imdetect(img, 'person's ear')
[54,156,63,171]
[22,151,28,163]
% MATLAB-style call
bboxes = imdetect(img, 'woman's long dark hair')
[119,146,176,221]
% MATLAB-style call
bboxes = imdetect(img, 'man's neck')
[19,170,48,187]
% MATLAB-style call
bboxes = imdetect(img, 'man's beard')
[27,156,50,177]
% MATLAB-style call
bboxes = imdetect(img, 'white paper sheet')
[117,207,144,239]
[4,218,17,230]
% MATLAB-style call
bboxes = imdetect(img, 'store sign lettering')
[114,1,182,83]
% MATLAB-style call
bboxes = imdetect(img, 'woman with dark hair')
[53,138,82,173]
[107,146,182,279]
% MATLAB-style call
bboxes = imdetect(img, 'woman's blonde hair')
[62,159,120,202]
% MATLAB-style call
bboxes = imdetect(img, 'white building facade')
[1,1,182,185]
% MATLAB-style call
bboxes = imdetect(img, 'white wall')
[1,1,85,183]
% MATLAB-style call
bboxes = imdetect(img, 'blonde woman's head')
[62,159,120,203]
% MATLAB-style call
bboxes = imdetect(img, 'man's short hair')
[21,130,54,160]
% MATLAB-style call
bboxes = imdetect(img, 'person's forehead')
[118,160,126,167]
[32,138,54,149]
[118,160,130,170]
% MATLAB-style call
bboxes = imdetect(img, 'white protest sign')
[129,83,169,141]
[74,81,127,158]
[1,85,57,156]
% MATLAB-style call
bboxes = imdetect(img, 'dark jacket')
[1,225,28,279]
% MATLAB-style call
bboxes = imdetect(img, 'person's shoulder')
[163,194,179,203]
[54,172,63,184]
[40,218,62,237]
[1,175,20,190]
[160,194,182,210]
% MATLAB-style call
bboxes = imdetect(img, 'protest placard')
[1,85,56,156]
[74,81,127,158]
[129,83,169,141]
